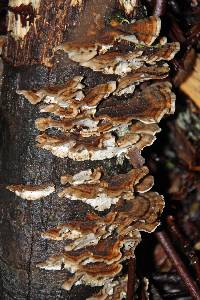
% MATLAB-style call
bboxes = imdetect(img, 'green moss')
[107,10,130,24]
[165,161,175,170]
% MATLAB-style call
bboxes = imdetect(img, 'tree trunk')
[0,1,179,299]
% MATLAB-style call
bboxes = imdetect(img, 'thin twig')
[156,231,200,300]
[167,215,200,282]
[127,258,136,300]
[153,0,167,16]
[140,282,148,300]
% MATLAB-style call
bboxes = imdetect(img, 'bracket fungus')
[6,183,55,201]
[58,167,153,211]
[8,3,180,299]
[86,274,128,300]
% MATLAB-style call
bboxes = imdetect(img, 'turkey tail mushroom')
[3,1,179,299]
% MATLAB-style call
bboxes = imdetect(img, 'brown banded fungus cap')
[6,183,55,201]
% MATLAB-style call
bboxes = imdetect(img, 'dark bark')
[0,1,121,299]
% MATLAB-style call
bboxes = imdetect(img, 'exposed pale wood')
[181,55,200,108]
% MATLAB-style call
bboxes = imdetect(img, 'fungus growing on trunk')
[15,9,177,290]
[2,1,179,299]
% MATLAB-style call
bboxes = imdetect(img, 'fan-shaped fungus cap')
[58,167,151,211]
[6,183,55,200]
[96,82,176,124]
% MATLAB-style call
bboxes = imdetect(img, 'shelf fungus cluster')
[38,188,163,294]
[18,72,176,162]
[6,11,179,300]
